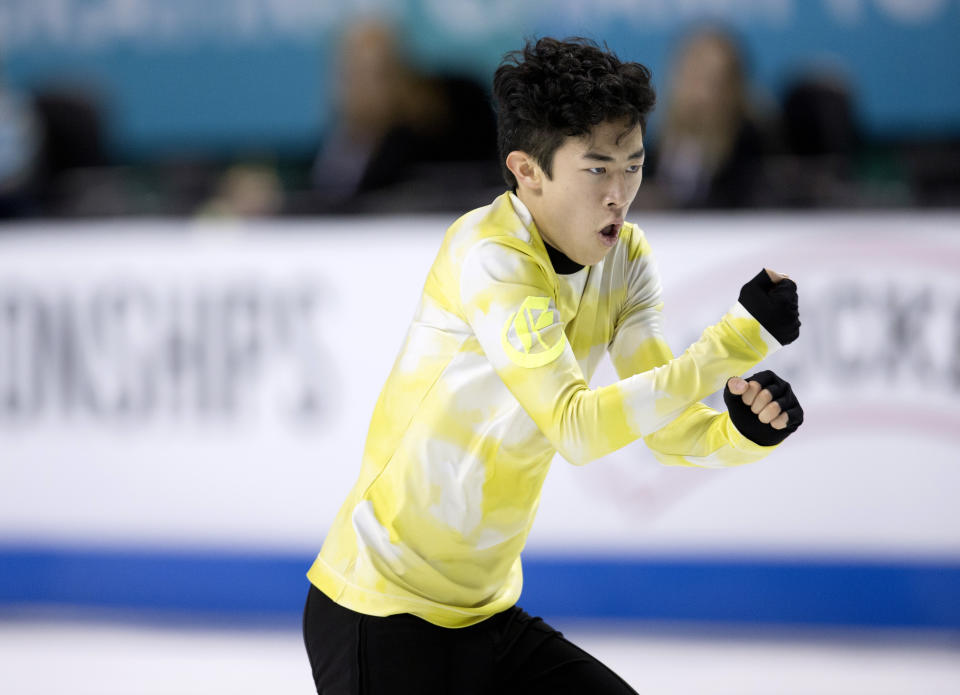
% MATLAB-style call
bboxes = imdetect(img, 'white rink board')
[1,213,958,557]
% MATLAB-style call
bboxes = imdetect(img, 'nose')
[604,174,630,209]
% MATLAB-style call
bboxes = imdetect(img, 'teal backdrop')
[1,0,957,158]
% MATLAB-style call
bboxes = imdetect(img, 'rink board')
[1,212,958,627]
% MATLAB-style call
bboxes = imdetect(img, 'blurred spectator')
[773,69,867,206]
[303,19,499,213]
[30,85,113,216]
[0,65,41,218]
[770,67,923,208]
[199,162,284,219]
[643,28,776,209]
[782,73,859,159]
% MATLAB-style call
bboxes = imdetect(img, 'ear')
[505,151,542,193]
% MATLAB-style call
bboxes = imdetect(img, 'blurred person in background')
[775,68,868,207]
[198,162,284,219]
[0,58,41,218]
[642,27,777,209]
[29,85,109,216]
[306,18,498,213]
[303,37,803,694]
[772,66,922,208]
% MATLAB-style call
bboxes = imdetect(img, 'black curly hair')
[493,37,656,190]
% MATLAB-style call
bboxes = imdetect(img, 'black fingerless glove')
[723,370,804,446]
[738,270,800,345]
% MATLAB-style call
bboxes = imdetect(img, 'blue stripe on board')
[1,546,958,629]
[520,557,960,630]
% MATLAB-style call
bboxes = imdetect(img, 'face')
[672,34,741,123]
[515,119,645,266]
[338,21,406,136]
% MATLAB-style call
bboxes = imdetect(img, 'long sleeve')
[606,236,780,468]
[459,237,780,466]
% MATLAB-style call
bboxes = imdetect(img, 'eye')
[587,167,606,175]
[626,164,644,174]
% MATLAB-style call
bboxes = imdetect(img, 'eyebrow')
[582,148,645,162]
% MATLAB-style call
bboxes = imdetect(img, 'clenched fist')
[738,269,800,345]
[723,370,803,446]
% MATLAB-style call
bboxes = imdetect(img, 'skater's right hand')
[724,370,804,446]
[738,268,800,345]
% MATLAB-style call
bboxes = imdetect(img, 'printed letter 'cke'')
[501,296,567,368]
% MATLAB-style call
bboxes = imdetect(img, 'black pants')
[303,584,638,694]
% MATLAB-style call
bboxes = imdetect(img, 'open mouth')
[598,223,621,244]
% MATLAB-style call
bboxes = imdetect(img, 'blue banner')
[1,0,957,156]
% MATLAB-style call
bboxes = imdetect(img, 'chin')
[580,248,611,267]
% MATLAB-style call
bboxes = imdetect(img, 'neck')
[542,238,584,275]
[513,187,584,274]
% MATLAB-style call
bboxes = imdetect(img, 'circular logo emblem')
[501,296,567,368]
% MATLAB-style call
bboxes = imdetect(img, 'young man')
[303,37,802,694]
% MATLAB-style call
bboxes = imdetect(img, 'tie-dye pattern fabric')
[308,192,781,627]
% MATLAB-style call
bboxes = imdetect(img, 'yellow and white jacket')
[308,192,781,627]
